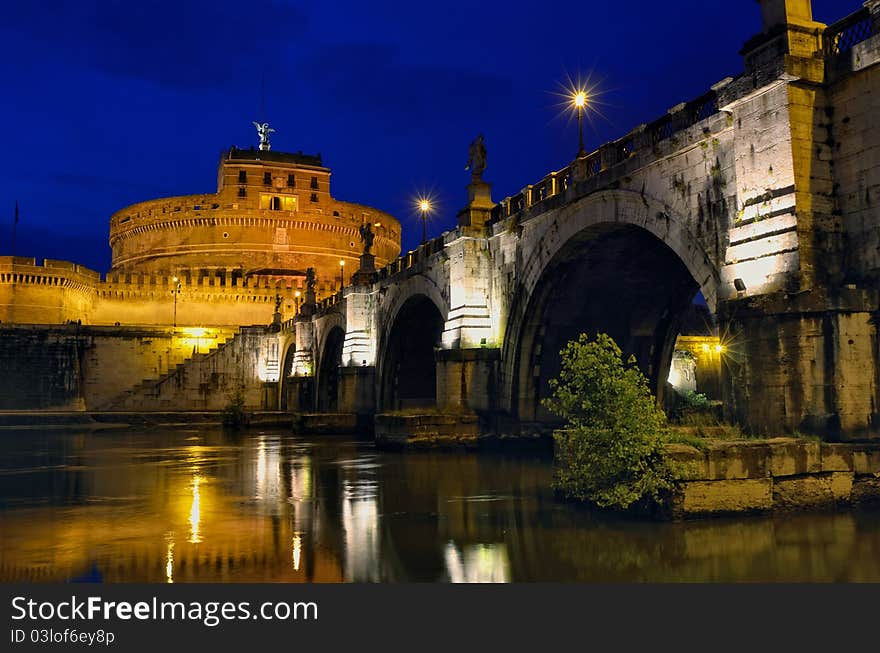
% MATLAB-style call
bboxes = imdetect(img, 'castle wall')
[100,328,290,411]
[107,149,402,294]
[0,325,236,410]
[81,327,234,409]
[0,325,85,409]
[0,258,98,324]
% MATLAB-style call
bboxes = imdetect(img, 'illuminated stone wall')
[831,55,880,285]
[0,258,99,324]
[108,148,401,295]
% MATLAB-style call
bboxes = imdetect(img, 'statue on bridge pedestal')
[358,221,375,256]
[465,134,487,181]
[459,134,494,229]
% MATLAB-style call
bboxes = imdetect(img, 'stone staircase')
[99,331,238,410]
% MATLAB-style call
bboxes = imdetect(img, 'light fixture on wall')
[734,278,746,292]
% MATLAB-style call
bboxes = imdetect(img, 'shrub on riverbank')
[222,386,250,429]
[542,333,676,510]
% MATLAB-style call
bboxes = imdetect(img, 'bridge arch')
[377,280,448,412]
[502,189,719,422]
[279,338,297,411]
[315,313,346,412]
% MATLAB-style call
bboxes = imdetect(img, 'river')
[1,427,879,582]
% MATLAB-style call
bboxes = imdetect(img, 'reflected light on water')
[292,533,302,572]
[444,542,510,583]
[342,479,380,582]
[188,474,202,544]
[255,437,282,508]
[290,458,313,502]
[165,535,175,584]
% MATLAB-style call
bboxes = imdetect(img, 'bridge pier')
[338,365,376,416]
[721,289,879,440]
[436,348,500,413]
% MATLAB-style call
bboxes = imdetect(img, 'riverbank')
[0,410,296,431]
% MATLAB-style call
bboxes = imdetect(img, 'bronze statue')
[305,267,316,293]
[359,221,375,255]
[253,121,275,151]
[465,134,487,179]
[274,293,282,313]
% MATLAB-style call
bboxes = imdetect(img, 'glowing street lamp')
[573,90,587,157]
[338,259,345,290]
[171,276,182,327]
[418,198,431,245]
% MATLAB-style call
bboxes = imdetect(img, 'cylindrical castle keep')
[108,146,401,296]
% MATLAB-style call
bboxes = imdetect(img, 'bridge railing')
[824,7,875,58]
[493,88,720,223]
[375,233,446,282]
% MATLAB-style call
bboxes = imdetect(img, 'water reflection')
[165,535,174,584]
[444,543,510,583]
[188,474,202,544]
[1,428,880,583]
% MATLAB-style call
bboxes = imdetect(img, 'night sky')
[0,0,864,273]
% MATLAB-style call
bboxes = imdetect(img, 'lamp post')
[573,90,587,157]
[338,259,345,290]
[418,198,431,245]
[171,277,182,328]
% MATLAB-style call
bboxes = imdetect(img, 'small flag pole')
[11,200,18,257]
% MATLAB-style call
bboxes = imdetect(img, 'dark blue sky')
[0,0,863,272]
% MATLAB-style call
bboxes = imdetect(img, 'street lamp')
[338,259,345,290]
[171,276,182,327]
[418,198,431,245]
[573,90,587,157]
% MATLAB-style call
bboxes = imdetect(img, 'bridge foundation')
[436,348,500,413]
[338,365,376,416]
[721,289,880,441]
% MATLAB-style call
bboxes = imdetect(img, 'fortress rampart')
[108,147,401,293]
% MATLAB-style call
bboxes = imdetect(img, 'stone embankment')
[668,439,880,518]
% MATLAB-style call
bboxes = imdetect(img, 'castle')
[0,127,402,328]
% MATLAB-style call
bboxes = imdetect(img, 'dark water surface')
[1,427,879,582]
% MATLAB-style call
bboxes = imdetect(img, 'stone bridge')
[278,0,880,441]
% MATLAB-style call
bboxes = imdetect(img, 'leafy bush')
[222,386,250,429]
[680,390,711,411]
[542,333,676,510]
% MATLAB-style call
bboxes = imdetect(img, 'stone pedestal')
[351,253,376,286]
[720,288,879,441]
[457,179,494,230]
[337,365,376,416]
[435,348,500,413]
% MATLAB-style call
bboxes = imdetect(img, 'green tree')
[542,333,675,509]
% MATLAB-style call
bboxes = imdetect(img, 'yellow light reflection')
[292,533,302,572]
[165,537,174,584]
[189,474,202,544]
[701,343,711,353]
